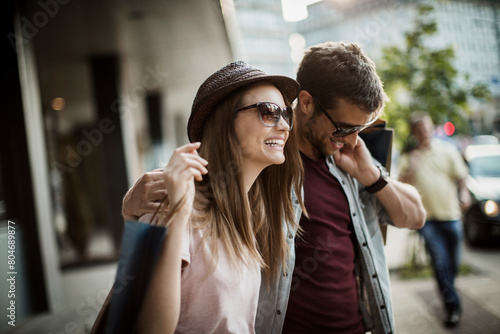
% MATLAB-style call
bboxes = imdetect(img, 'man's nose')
[342,132,359,149]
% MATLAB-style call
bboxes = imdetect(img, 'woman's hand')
[163,142,208,218]
[137,142,208,334]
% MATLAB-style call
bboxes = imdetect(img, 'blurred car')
[472,135,499,145]
[463,144,500,245]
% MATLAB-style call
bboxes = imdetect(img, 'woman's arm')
[137,212,189,333]
[136,142,208,334]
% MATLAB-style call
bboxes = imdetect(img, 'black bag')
[91,221,168,334]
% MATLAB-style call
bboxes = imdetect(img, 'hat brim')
[188,74,300,143]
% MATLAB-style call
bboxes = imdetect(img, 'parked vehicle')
[463,144,500,245]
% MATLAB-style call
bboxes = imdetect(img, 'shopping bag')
[91,221,168,334]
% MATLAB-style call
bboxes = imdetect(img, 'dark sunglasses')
[313,98,376,137]
[235,102,294,130]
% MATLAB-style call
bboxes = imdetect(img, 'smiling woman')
[132,61,305,334]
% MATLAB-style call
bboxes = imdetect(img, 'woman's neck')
[241,166,263,194]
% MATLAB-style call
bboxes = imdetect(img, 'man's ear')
[298,90,315,116]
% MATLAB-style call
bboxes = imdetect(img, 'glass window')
[469,156,500,178]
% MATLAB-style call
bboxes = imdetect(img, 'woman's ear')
[298,90,314,116]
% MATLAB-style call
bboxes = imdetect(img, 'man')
[122,42,426,333]
[398,112,470,328]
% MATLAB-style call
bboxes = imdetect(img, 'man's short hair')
[296,41,388,116]
[409,111,433,132]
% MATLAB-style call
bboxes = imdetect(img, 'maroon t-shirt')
[282,153,364,333]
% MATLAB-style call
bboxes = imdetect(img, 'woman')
[136,61,304,333]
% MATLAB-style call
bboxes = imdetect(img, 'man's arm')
[372,177,426,229]
[458,177,471,214]
[122,170,167,221]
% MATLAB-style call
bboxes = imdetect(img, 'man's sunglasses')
[235,102,294,130]
[313,98,376,137]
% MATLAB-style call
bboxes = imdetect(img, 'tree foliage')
[378,4,490,149]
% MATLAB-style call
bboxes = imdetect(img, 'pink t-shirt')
[139,214,261,333]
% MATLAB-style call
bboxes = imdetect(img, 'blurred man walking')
[399,112,470,327]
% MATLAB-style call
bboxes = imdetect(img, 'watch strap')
[365,166,389,194]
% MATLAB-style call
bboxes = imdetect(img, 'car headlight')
[483,200,499,217]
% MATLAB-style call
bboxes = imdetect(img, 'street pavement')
[390,232,500,334]
[391,270,500,333]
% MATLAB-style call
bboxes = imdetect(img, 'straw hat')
[188,61,300,143]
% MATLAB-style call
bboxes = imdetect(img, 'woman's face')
[233,82,290,175]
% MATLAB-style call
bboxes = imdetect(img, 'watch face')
[379,166,389,178]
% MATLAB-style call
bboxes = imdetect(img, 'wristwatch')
[365,165,389,194]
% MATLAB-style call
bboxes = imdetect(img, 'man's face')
[302,98,374,158]
[412,117,434,148]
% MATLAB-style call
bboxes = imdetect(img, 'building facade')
[233,0,296,77]
[0,0,234,329]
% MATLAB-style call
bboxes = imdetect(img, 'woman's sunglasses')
[235,102,294,130]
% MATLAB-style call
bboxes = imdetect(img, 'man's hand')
[334,135,425,229]
[458,177,471,214]
[333,136,379,187]
[122,169,167,221]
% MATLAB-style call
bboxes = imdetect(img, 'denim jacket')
[255,156,395,334]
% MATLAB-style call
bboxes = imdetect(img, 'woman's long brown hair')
[157,81,305,285]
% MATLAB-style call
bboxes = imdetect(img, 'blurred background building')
[1,0,236,328]
[232,0,296,76]
[1,0,499,331]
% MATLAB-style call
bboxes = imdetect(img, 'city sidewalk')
[386,226,500,334]
[2,264,117,334]
[390,271,500,333]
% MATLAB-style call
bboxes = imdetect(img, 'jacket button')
[277,310,282,315]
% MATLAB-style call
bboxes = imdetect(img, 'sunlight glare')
[282,0,321,22]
